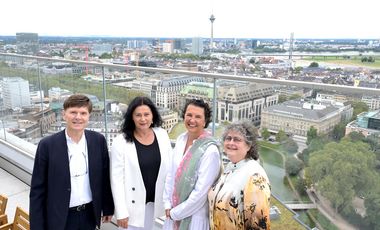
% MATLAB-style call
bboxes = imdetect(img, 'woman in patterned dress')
[208,121,271,230]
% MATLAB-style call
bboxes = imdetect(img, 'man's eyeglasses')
[224,136,244,143]
[69,151,88,178]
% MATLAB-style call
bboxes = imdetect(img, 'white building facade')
[2,77,31,109]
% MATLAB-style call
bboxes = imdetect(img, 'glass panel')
[1,50,379,230]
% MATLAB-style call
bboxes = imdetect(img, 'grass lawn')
[304,56,380,68]
[271,196,307,230]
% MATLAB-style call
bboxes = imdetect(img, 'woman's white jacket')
[110,127,172,228]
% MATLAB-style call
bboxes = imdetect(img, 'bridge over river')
[283,201,317,210]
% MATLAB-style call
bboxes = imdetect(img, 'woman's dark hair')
[222,120,259,160]
[121,96,162,142]
[181,99,212,128]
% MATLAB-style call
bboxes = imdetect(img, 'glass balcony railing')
[1,51,379,230]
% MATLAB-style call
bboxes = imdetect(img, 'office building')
[179,82,214,110]
[261,99,352,136]
[156,75,204,109]
[2,77,31,109]
[16,32,39,55]
[361,96,380,110]
[218,82,278,124]
[162,42,174,53]
[346,110,380,137]
[48,87,72,102]
[192,37,203,55]
[159,108,179,132]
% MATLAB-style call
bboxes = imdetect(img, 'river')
[260,146,317,228]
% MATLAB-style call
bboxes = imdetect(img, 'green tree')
[294,66,303,73]
[276,130,288,143]
[285,156,303,176]
[349,101,369,120]
[261,128,270,140]
[347,131,366,142]
[309,62,319,68]
[306,126,318,145]
[365,186,380,229]
[365,133,380,160]
[300,136,330,165]
[303,169,313,188]
[99,53,112,59]
[307,140,377,213]
[331,121,346,141]
[295,177,307,196]
[282,138,299,154]
[278,94,288,103]
[288,94,302,100]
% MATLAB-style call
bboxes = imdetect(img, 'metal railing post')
[212,77,217,136]
[102,66,108,142]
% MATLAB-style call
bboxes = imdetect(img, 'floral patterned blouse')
[208,159,271,230]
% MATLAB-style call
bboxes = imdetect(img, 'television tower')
[209,14,215,53]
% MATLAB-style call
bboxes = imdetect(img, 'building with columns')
[261,99,353,137]
[131,75,204,110]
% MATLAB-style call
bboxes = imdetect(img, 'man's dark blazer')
[29,129,114,230]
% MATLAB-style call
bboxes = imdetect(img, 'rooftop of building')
[264,100,340,120]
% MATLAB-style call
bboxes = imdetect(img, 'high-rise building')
[251,39,259,49]
[162,42,174,53]
[192,37,203,55]
[174,39,185,50]
[16,32,39,55]
[2,77,31,109]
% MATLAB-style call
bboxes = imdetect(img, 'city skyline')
[1,0,380,39]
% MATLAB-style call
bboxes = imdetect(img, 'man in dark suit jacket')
[30,94,114,230]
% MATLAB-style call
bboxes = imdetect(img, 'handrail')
[1,52,379,96]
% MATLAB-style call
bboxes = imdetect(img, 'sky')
[1,0,379,39]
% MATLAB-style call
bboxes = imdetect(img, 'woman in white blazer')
[110,96,172,230]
